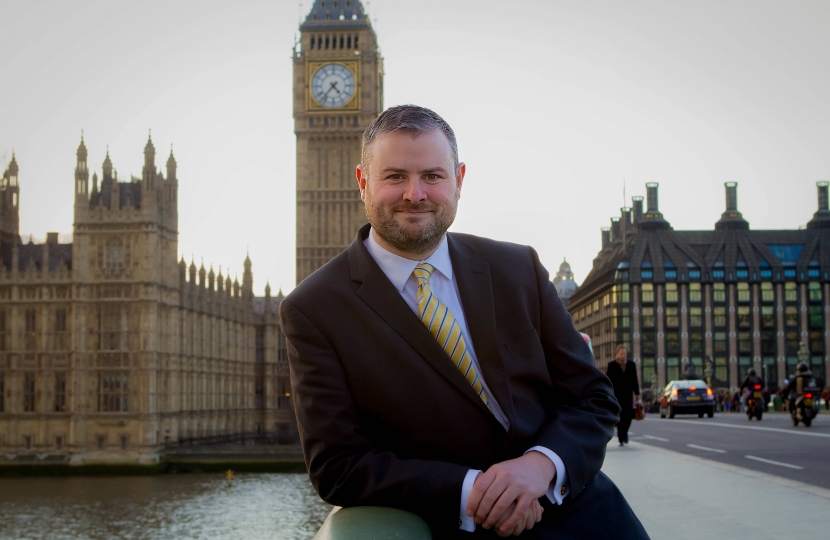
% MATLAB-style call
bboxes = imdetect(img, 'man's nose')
[402,179,426,201]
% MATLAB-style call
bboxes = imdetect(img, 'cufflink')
[459,518,463,526]
[560,485,567,496]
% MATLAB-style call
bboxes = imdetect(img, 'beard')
[364,192,458,256]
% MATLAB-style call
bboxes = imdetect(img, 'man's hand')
[466,451,556,534]
[492,499,544,537]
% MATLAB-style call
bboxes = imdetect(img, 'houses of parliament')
[0,0,383,465]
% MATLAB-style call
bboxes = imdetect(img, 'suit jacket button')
[560,485,567,496]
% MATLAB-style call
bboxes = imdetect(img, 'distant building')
[568,182,830,392]
[0,139,295,466]
[553,259,578,308]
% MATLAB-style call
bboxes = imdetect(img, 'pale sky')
[2,0,829,295]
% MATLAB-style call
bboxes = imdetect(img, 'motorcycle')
[790,390,818,427]
[746,384,764,421]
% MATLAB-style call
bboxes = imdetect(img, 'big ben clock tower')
[294,0,383,283]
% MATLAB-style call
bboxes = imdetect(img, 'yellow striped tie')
[413,263,493,413]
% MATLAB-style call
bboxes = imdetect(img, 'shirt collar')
[365,227,453,292]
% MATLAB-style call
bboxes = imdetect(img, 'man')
[280,105,648,538]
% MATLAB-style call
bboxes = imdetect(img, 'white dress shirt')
[364,228,569,532]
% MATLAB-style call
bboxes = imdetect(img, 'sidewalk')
[601,440,830,538]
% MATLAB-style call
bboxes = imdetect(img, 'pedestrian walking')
[606,345,641,446]
[822,387,830,411]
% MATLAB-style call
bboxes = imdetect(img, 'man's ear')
[356,164,367,201]
[455,162,466,198]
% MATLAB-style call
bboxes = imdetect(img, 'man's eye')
[387,174,404,180]
[425,174,439,181]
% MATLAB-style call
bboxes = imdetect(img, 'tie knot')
[413,263,435,284]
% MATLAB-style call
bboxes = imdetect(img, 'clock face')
[311,63,356,108]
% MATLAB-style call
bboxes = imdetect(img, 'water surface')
[0,473,331,540]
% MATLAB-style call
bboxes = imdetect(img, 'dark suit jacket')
[279,224,621,532]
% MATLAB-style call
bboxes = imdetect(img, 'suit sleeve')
[527,247,621,499]
[280,298,469,528]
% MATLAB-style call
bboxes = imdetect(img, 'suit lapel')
[349,226,492,416]
[448,234,516,433]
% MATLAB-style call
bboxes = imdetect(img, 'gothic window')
[689,307,702,328]
[785,306,798,327]
[54,373,67,412]
[23,373,35,412]
[713,307,726,328]
[105,237,124,273]
[0,310,6,351]
[666,307,679,328]
[99,372,129,412]
[641,283,654,304]
[737,283,750,303]
[689,283,701,303]
[784,282,797,303]
[761,282,774,303]
[714,332,727,353]
[713,283,726,303]
[762,306,774,328]
[809,282,822,302]
[737,306,751,328]
[100,305,125,351]
[690,332,703,354]
[24,310,36,351]
[642,307,655,329]
[665,283,678,304]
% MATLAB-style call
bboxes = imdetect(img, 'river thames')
[0,473,332,540]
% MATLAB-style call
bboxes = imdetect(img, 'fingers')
[493,494,531,533]
[474,471,510,524]
[482,484,523,529]
[466,470,494,518]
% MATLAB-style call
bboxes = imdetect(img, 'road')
[628,410,830,489]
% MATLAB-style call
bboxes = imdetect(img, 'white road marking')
[687,444,727,453]
[642,435,670,442]
[675,420,830,438]
[745,455,804,470]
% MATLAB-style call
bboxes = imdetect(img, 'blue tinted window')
[641,270,653,279]
[689,270,701,279]
[784,269,796,278]
[642,262,653,268]
[808,269,819,278]
[713,270,725,279]
[760,269,772,279]
[664,261,675,268]
[737,269,748,279]
[767,244,803,263]
[665,270,676,279]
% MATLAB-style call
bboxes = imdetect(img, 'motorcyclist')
[740,368,765,407]
[782,363,817,409]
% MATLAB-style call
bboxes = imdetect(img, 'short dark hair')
[361,104,459,173]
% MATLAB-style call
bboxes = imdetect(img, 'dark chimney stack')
[610,217,621,242]
[818,181,829,211]
[725,182,738,212]
[646,183,659,213]
[601,227,610,248]
[632,196,643,223]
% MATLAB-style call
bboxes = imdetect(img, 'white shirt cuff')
[526,446,569,505]
[459,469,481,532]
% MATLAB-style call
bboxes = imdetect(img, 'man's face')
[356,129,465,258]
[616,347,627,361]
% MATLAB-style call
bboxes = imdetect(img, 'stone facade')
[569,182,830,394]
[0,140,295,465]
[293,0,383,283]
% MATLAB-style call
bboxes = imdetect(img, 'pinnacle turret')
[76,133,88,161]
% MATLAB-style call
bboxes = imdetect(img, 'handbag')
[634,402,645,421]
